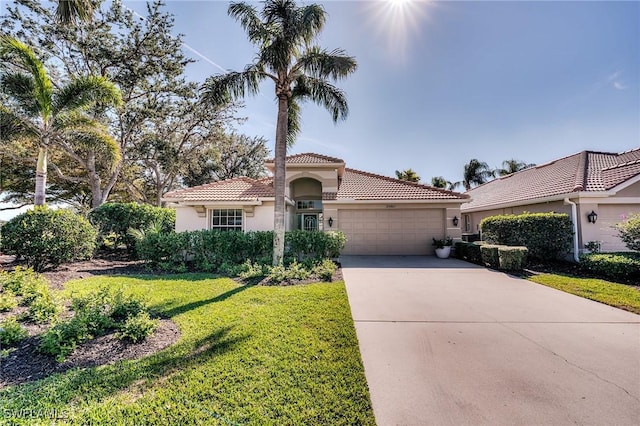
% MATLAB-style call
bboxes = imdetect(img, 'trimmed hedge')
[480,213,573,261]
[89,203,175,253]
[498,246,528,271]
[480,244,500,268]
[579,252,640,283]
[135,229,347,272]
[0,207,96,271]
[454,241,483,265]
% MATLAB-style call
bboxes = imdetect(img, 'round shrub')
[616,213,640,252]
[0,207,97,271]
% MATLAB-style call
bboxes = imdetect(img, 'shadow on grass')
[152,283,256,318]
[0,326,248,414]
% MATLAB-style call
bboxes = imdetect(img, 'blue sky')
[123,0,638,183]
[1,0,638,219]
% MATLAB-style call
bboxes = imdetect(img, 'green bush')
[135,229,347,272]
[89,202,175,253]
[498,246,528,271]
[26,291,61,324]
[237,260,270,279]
[0,267,60,323]
[0,293,18,312]
[615,213,640,252]
[480,213,573,261]
[0,317,28,347]
[312,259,337,282]
[454,241,483,265]
[579,252,640,282]
[39,317,89,361]
[480,244,501,268]
[0,207,97,271]
[118,311,158,343]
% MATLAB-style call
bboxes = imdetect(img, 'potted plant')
[432,236,453,259]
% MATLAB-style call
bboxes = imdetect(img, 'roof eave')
[324,198,468,204]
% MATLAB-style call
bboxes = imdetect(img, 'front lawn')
[0,275,375,425]
[528,274,640,314]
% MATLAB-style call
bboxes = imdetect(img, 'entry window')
[464,214,471,233]
[211,209,243,232]
[296,200,322,210]
[297,213,322,231]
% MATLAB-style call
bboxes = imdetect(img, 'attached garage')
[339,208,445,255]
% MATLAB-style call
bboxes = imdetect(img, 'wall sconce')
[328,217,334,228]
[587,210,598,224]
[452,216,459,227]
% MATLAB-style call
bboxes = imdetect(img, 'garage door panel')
[339,209,444,255]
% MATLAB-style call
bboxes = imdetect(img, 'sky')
[1,0,639,219]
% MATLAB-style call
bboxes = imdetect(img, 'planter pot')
[435,246,451,259]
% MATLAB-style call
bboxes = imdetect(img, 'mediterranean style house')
[163,153,469,255]
[461,148,640,254]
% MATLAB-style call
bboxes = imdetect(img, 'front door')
[299,213,319,231]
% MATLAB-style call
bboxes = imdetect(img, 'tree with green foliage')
[497,159,535,176]
[56,0,93,24]
[0,36,121,207]
[395,169,420,183]
[201,0,357,265]
[458,159,495,191]
[615,213,640,252]
[430,176,458,190]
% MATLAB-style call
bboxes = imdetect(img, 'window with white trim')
[211,209,243,232]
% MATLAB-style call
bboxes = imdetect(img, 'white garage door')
[339,209,444,255]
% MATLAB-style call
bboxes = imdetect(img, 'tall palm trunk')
[272,94,289,265]
[34,144,48,206]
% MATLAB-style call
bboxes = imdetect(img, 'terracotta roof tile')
[164,177,274,201]
[463,148,640,211]
[337,169,468,200]
[267,153,345,164]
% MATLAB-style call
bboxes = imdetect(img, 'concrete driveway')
[341,256,640,426]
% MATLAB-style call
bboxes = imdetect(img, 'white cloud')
[612,81,627,90]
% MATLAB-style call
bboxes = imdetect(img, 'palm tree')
[0,36,121,206]
[497,159,535,176]
[395,168,420,182]
[459,159,495,191]
[431,176,458,190]
[201,0,357,265]
[56,0,94,24]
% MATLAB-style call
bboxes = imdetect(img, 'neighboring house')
[461,149,640,253]
[163,153,468,255]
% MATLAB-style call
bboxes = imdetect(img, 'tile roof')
[336,169,467,200]
[163,155,468,202]
[266,153,345,164]
[164,177,274,201]
[463,148,640,211]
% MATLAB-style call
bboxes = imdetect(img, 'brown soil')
[0,255,180,388]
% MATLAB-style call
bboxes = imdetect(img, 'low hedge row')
[455,241,528,271]
[136,229,347,272]
[579,252,640,283]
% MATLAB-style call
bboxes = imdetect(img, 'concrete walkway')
[341,256,640,426]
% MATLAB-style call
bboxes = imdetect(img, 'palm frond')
[297,3,326,44]
[296,47,357,80]
[292,76,349,122]
[53,75,122,115]
[0,105,37,142]
[0,72,39,116]
[228,2,269,44]
[56,0,94,24]
[61,128,121,170]
[52,110,102,132]
[0,36,53,121]
[201,69,265,107]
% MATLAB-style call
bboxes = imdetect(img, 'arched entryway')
[290,177,323,231]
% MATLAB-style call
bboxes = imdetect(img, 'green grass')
[529,273,640,314]
[0,275,375,425]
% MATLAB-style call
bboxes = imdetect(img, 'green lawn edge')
[0,274,375,425]
[528,273,640,315]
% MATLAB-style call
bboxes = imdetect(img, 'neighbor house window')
[211,209,243,232]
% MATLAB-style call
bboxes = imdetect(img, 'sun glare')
[366,0,432,63]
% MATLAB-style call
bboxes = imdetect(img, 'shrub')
[26,291,61,324]
[454,241,483,265]
[0,317,28,347]
[579,252,640,282]
[237,260,269,279]
[480,244,501,268]
[312,259,337,282]
[498,246,528,271]
[615,213,640,252]
[39,317,89,361]
[118,311,158,343]
[0,293,18,312]
[481,213,573,261]
[0,207,96,271]
[0,267,60,322]
[584,241,601,253]
[89,202,175,253]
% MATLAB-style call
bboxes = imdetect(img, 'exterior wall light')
[452,216,459,227]
[328,217,334,228]
[587,210,598,224]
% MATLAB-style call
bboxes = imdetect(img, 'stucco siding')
[175,207,208,232]
[592,205,637,252]
[467,201,570,235]
[245,203,275,231]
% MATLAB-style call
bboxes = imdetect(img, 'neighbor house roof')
[164,154,467,203]
[462,148,640,211]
